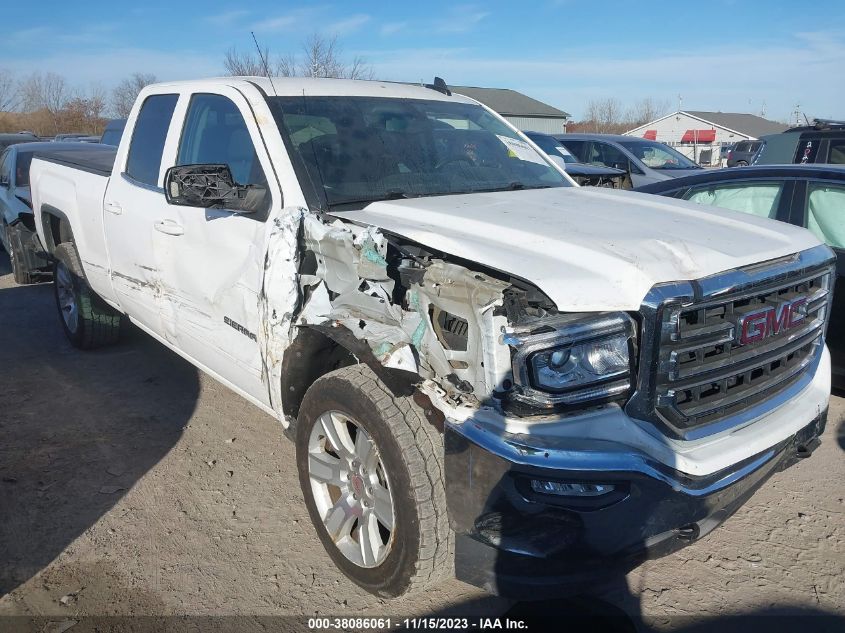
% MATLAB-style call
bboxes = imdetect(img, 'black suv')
[755,119,845,165]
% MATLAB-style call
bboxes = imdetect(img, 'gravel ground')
[0,249,843,632]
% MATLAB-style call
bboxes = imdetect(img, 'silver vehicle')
[555,133,704,188]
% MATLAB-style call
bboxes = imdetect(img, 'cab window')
[0,150,11,186]
[177,93,266,187]
[125,94,179,187]
[684,182,784,219]
[806,183,845,249]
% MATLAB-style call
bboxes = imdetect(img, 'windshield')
[618,140,701,170]
[267,96,569,208]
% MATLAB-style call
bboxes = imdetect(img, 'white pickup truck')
[30,77,834,598]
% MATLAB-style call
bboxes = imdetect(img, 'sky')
[3,1,845,122]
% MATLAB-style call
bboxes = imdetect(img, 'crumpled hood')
[334,187,822,311]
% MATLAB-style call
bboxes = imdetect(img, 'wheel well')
[281,327,358,419]
[281,326,419,420]
[40,208,73,253]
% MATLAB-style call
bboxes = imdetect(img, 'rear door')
[154,89,278,405]
[103,93,180,335]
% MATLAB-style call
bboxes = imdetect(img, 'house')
[625,110,789,145]
[448,85,571,134]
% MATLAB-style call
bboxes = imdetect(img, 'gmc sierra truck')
[30,77,834,598]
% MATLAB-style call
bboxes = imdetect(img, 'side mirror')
[164,164,266,213]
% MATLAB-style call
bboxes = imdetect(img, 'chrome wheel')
[307,410,395,568]
[56,261,79,333]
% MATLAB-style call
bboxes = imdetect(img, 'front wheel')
[53,242,122,349]
[296,364,452,597]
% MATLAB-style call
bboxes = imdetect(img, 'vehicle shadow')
[0,252,200,596]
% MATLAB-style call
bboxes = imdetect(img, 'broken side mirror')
[163,164,267,213]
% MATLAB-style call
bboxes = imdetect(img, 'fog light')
[530,480,614,497]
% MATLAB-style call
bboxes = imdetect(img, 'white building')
[625,110,789,165]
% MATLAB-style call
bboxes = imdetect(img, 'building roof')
[448,85,570,119]
[683,111,789,138]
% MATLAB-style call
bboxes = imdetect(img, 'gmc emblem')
[735,297,808,345]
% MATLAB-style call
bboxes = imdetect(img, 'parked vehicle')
[53,133,90,142]
[1,142,114,283]
[100,118,126,147]
[755,119,845,165]
[524,131,628,188]
[554,133,703,187]
[726,140,763,167]
[0,132,39,152]
[30,77,834,598]
[637,164,845,389]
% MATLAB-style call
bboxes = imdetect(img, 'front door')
[154,90,278,405]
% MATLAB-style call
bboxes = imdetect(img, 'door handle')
[154,220,184,236]
[104,201,122,215]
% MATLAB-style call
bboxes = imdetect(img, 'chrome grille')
[626,246,835,439]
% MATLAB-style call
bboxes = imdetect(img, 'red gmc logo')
[736,298,807,345]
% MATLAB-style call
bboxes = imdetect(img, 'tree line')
[0,69,157,136]
[4,33,668,138]
[567,97,673,134]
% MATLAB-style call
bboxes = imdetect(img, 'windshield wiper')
[328,190,414,209]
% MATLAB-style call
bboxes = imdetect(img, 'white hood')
[334,187,822,311]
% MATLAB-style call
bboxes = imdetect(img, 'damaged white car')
[29,77,834,598]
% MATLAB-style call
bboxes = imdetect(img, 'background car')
[0,142,114,283]
[726,140,763,167]
[755,119,845,165]
[0,132,39,152]
[554,133,703,187]
[636,164,845,389]
[524,131,628,188]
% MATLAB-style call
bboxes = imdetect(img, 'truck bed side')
[31,152,118,308]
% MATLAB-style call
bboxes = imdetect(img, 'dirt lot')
[1,248,843,632]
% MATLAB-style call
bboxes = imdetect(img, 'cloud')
[3,47,222,89]
[380,22,407,36]
[326,14,370,35]
[435,5,489,33]
[252,7,324,33]
[204,10,250,26]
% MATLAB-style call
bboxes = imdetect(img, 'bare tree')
[18,72,69,132]
[224,46,270,76]
[625,97,671,128]
[111,72,157,118]
[582,97,625,133]
[223,33,373,80]
[0,68,19,112]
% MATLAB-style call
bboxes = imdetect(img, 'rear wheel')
[296,364,452,597]
[736,160,748,167]
[53,242,122,349]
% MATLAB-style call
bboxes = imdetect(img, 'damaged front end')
[256,203,639,425]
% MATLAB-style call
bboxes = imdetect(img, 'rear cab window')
[125,94,179,187]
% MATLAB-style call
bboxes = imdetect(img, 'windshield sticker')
[554,145,574,158]
[496,135,547,165]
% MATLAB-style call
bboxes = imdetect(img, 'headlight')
[506,313,635,407]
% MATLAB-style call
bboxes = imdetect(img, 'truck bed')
[33,144,116,177]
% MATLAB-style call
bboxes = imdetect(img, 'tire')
[53,242,122,349]
[296,364,452,597]
[737,160,748,167]
[7,224,36,285]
